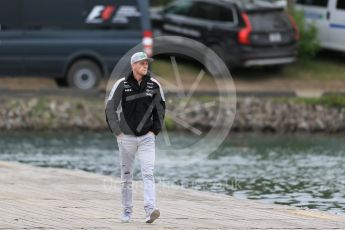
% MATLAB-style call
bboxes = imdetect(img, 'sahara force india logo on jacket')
[86,5,140,24]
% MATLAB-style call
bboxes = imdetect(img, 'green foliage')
[274,94,345,108]
[164,115,175,130]
[150,0,172,6]
[296,94,345,108]
[289,8,321,60]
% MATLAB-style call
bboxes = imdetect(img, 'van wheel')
[205,45,227,77]
[66,60,102,90]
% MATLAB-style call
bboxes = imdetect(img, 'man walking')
[105,52,165,223]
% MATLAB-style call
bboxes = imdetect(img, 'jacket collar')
[126,71,151,91]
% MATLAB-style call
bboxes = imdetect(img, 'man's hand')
[148,131,155,136]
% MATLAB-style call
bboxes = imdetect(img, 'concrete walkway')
[0,160,344,229]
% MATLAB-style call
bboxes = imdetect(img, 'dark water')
[0,131,344,215]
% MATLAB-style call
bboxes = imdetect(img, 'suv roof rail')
[220,0,284,10]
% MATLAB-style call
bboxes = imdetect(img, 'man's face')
[132,60,149,76]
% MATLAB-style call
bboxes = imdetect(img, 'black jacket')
[105,71,166,136]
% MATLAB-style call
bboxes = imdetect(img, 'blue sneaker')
[145,208,160,223]
[121,210,131,223]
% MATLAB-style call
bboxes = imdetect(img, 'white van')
[295,0,345,52]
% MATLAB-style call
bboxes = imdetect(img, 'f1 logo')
[86,5,116,23]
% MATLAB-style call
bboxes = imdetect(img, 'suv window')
[189,2,235,23]
[219,7,235,22]
[165,0,193,16]
[248,11,292,31]
[337,0,345,10]
[189,2,219,20]
[296,0,328,7]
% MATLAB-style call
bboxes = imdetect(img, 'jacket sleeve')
[105,79,124,136]
[151,80,166,136]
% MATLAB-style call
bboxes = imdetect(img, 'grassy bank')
[273,94,345,108]
[283,58,345,82]
[151,50,345,84]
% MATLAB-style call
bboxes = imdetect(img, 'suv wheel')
[66,60,102,90]
[205,45,227,77]
[264,65,285,73]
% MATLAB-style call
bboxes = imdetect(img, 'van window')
[85,0,142,30]
[296,0,328,7]
[0,0,141,31]
[189,2,235,23]
[165,0,193,16]
[22,0,83,30]
[336,0,345,10]
[0,1,23,30]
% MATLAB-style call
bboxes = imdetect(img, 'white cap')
[130,52,153,65]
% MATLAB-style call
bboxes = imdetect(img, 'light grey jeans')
[117,131,156,214]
